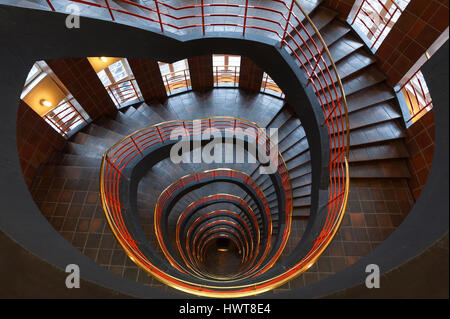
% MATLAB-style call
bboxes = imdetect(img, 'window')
[93,58,142,108]
[159,59,191,94]
[395,28,448,126]
[261,72,285,99]
[98,69,112,87]
[109,60,128,82]
[349,0,411,51]
[43,97,90,138]
[213,54,241,86]
[21,61,90,138]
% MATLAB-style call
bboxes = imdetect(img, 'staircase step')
[288,162,312,180]
[277,117,302,142]
[72,131,116,150]
[289,6,338,48]
[291,173,312,189]
[279,126,307,152]
[348,140,410,162]
[302,33,364,68]
[293,196,311,208]
[336,101,402,133]
[293,207,311,217]
[293,184,312,198]
[96,116,133,136]
[146,101,180,121]
[49,153,101,167]
[346,82,396,113]
[83,123,124,141]
[292,17,351,58]
[348,159,411,178]
[38,165,99,180]
[64,141,104,157]
[317,66,386,105]
[347,120,406,147]
[316,49,377,85]
[266,107,293,130]
[282,139,310,163]
[112,110,146,130]
[135,103,166,125]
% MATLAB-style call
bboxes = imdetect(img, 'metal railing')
[107,77,140,107]
[39,0,350,296]
[100,117,293,294]
[162,69,191,94]
[155,169,272,281]
[43,98,88,137]
[214,65,240,86]
[176,194,260,279]
[261,72,285,98]
[350,0,410,50]
[396,69,433,125]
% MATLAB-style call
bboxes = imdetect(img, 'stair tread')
[293,207,311,217]
[347,120,406,147]
[348,159,411,178]
[289,6,338,46]
[348,140,410,162]
[49,153,101,167]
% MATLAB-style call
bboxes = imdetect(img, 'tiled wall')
[405,109,435,200]
[188,55,214,91]
[325,0,357,18]
[376,0,449,86]
[127,58,167,102]
[239,56,264,92]
[46,58,117,120]
[16,100,65,188]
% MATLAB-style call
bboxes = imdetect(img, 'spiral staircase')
[1,0,448,298]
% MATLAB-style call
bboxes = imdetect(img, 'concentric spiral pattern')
[100,117,348,297]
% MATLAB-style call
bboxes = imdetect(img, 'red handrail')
[107,78,140,107]
[100,117,292,278]
[162,69,191,94]
[350,0,408,50]
[261,73,285,98]
[43,98,87,137]
[27,0,352,296]
[214,65,240,86]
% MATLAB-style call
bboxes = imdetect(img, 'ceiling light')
[40,99,52,107]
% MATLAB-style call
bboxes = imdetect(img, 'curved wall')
[0,4,447,298]
[0,5,327,298]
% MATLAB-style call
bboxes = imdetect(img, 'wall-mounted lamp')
[40,99,52,107]
[100,57,108,63]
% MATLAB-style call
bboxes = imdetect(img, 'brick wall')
[376,0,449,86]
[16,100,66,188]
[188,55,214,91]
[325,0,357,18]
[405,109,435,200]
[127,58,167,102]
[239,56,264,92]
[46,58,117,120]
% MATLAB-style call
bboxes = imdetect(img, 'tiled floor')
[270,178,414,293]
